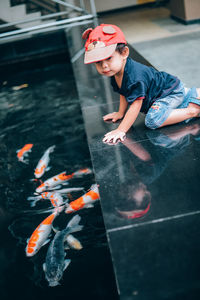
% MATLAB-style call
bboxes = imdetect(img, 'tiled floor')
[79,80,200,299]
[66,9,200,299]
[79,79,200,299]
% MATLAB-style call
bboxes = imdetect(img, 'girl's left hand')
[102,129,126,144]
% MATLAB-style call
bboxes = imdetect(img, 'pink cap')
[82,24,127,64]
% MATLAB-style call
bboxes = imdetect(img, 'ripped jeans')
[145,82,199,129]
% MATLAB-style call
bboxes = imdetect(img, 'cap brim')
[115,202,151,219]
[84,44,117,64]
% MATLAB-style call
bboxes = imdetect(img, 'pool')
[0,49,118,299]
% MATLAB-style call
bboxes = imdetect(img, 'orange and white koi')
[34,145,55,178]
[27,192,65,211]
[65,234,83,250]
[12,83,28,91]
[65,184,99,213]
[36,168,92,193]
[25,210,58,257]
[17,143,33,163]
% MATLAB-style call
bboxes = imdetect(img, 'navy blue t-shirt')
[111,57,180,113]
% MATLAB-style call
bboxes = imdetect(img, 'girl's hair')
[116,43,127,54]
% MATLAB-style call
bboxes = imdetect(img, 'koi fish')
[26,211,58,257]
[34,145,55,178]
[65,184,99,214]
[51,228,82,251]
[12,83,28,91]
[36,168,92,193]
[27,192,66,211]
[17,143,33,163]
[43,215,83,287]
[65,234,83,250]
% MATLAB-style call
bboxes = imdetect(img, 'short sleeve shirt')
[111,57,180,113]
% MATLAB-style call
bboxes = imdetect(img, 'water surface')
[0,60,118,300]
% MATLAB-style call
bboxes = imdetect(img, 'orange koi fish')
[26,210,58,257]
[65,184,99,213]
[36,168,92,193]
[34,145,55,178]
[17,144,33,163]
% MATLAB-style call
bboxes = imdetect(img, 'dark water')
[0,60,118,299]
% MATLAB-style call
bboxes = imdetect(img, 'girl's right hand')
[103,112,124,122]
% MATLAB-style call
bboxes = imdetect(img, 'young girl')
[82,24,200,144]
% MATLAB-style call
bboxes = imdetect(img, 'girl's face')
[95,50,127,77]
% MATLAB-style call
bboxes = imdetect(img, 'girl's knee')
[145,114,160,129]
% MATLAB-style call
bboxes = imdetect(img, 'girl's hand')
[102,129,126,144]
[103,112,124,122]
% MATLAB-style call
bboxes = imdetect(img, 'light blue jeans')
[145,82,199,129]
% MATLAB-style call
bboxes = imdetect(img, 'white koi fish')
[17,143,33,163]
[36,168,92,193]
[25,210,58,257]
[65,184,99,214]
[34,145,55,178]
[43,215,83,287]
[65,234,83,250]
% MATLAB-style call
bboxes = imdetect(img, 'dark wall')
[0,31,70,75]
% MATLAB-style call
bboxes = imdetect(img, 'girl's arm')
[103,99,143,143]
[118,99,143,132]
[103,95,128,122]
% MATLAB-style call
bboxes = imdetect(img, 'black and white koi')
[43,215,83,287]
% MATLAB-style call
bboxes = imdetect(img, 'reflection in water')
[0,62,118,299]
[101,120,200,221]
